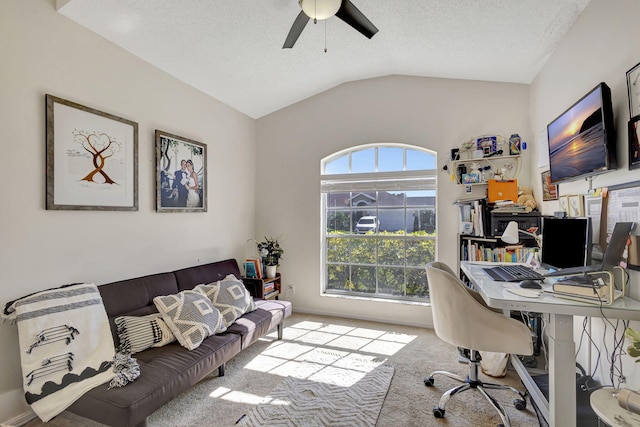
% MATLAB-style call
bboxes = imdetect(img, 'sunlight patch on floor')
[243,320,417,378]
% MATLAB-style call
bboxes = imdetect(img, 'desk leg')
[548,313,576,427]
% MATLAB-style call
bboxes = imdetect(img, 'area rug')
[236,363,395,427]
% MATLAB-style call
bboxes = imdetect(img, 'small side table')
[241,273,281,300]
[590,388,640,426]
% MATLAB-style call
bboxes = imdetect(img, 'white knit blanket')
[4,283,115,422]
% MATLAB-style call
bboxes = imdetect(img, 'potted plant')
[625,327,640,361]
[257,237,283,278]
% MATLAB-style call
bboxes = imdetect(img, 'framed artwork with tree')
[46,95,138,211]
[155,130,207,213]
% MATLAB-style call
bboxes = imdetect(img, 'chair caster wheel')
[433,407,445,418]
[424,377,434,387]
[514,398,527,410]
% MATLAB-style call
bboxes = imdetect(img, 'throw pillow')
[194,274,256,327]
[153,291,226,350]
[114,313,175,354]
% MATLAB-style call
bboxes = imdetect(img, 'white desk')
[461,261,640,427]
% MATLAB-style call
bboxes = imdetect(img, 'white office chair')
[424,261,534,427]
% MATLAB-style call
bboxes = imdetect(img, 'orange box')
[488,179,518,203]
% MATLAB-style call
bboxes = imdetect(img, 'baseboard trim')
[2,410,36,427]
[292,307,433,329]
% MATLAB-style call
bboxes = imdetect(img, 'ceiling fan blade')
[283,10,310,49]
[335,0,379,39]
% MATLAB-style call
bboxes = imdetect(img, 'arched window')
[321,144,437,301]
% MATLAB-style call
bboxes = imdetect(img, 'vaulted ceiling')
[58,0,591,118]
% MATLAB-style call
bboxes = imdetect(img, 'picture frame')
[558,195,569,213]
[627,61,640,119]
[541,170,558,201]
[629,116,640,170]
[568,194,584,217]
[155,130,207,212]
[46,95,138,211]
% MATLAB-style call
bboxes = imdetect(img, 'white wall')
[529,0,640,389]
[256,75,531,326]
[0,0,256,421]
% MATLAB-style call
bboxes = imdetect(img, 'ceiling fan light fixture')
[300,0,341,21]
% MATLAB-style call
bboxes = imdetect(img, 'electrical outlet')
[288,285,295,295]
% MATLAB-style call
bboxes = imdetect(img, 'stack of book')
[263,281,276,297]
[552,276,609,300]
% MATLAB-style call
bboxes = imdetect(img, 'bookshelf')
[456,199,541,274]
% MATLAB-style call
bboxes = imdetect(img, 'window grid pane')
[322,145,436,302]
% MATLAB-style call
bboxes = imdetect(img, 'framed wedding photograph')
[46,95,138,211]
[627,61,640,119]
[568,194,584,217]
[629,116,640,170]
[155,130,207,212]
[541,170,558,201]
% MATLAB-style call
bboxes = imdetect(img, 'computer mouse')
[519,280,542,289]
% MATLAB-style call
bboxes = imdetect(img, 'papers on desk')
[506,288,542,298]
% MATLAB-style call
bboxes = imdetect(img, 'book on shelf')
[244,261,257,278]
[264,288,278,297]
[264,283,275,293]
[457,199,489,237]
[552,277,609,298]
[463,241,535,263]
[246,259,262,278]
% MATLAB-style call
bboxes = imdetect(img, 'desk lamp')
[501,220,542,265]
[500,221,541,245]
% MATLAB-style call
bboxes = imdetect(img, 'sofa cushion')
[194,275,255,327]
[115,313,175,354]
[153,291,226,350]
[174,259,242,292]
[99,272,179,318]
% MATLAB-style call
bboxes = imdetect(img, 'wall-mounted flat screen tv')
[547,82,617,184]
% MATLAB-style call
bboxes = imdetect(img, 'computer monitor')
[541,216,592,269]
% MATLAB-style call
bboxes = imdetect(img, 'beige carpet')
[22,313,540,427]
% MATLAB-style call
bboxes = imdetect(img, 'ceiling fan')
[283,0,379,49]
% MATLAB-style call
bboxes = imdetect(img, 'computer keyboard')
[483,264,544,282]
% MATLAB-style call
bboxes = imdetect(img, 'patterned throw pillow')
[194,274,256,327]
[153,291,226,350]
[114,313,175,354]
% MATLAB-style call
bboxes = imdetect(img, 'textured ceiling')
[58,0,591,119]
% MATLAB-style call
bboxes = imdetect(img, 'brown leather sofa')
[67,258,292,427]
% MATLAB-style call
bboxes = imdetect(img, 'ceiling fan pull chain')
[314,0,317,24]
[324,20,328,53]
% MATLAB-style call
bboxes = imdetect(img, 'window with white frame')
[321,144,437,301]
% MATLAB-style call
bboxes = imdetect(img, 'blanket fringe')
[108,352,140,389]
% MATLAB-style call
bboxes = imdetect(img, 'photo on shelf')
[462,173,480,184]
